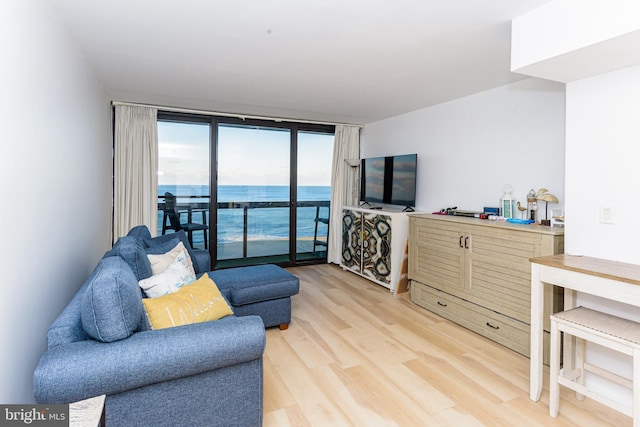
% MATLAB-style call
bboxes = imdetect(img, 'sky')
[157,121,334,188]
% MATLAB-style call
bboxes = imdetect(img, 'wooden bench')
[550,306,640,426]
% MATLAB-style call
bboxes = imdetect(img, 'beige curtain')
[113,105,158,242]
[328,125,360,264]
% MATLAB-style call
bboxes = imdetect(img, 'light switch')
[600,206,615,224]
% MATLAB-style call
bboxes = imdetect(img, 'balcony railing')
[157,197,330,261]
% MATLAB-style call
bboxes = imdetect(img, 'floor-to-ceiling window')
[216,123,292,265]
[296,130,333,261]
[157,112,334,269]
[157,120,211,250]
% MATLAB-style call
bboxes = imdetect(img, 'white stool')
[550,306,640,426]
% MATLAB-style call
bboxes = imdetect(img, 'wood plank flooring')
[263,264,630,427]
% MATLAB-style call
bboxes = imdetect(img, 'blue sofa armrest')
[192,248,211,274]
[34,315,265,404]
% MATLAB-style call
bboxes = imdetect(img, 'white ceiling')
[48,0,551,124]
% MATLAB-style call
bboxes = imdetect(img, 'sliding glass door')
[296,131,333,261]
[216,124,291,266]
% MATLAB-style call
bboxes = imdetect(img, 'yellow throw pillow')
[142,273,234,330]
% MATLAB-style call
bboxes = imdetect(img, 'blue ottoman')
[209,264,299,330]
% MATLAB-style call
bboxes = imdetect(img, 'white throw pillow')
[147,241,195,276]
[138,251,197,298]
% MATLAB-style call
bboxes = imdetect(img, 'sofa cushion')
[145,236,181,257]
[146,240,193,275]
[107,236,153,280]
[127,224,152,241]
[138,250,196,298]
[210,264,299,306]
[145,231,198,269]
[142,273,234,330]
[189,248,211,274]
[81,256,144,343]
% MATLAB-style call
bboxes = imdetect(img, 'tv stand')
[402,206,415,212]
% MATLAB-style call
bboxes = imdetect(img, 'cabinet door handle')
[459,236,464,248]
[486,322,500,330]
[437,301,448,307]
[465,236,469,249]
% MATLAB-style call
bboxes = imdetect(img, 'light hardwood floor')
[263,264,630,427]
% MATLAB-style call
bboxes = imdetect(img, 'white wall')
[0,0,112,403]
[565,65,640,263]
[565,64,640,408]
[361,78,566,216]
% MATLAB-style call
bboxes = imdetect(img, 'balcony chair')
[161,192,208,249]
[312,205,329,253]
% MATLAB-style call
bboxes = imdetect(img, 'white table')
[530,254,640,401]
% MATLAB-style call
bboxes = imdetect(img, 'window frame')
[157,111,335,268]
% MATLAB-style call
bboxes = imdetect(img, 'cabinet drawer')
[411,280,530,357]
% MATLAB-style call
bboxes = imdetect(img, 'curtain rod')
[111,101,364,128]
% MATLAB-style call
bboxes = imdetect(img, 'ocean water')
[158,185,330,243]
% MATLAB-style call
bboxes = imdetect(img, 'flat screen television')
[360,153,417,209]
[361,157,386,203]
[389,154,417,207]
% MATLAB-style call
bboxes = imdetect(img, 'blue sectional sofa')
[33,226,299,427]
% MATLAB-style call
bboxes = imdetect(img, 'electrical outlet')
[599,206,615,224]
